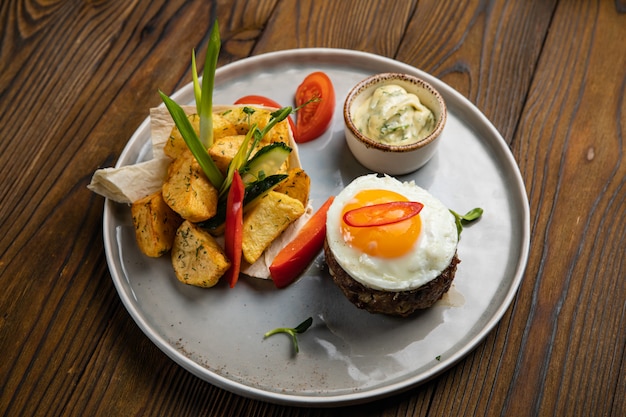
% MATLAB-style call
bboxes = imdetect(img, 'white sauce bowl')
[343,73,447,175]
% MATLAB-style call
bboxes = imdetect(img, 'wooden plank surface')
[505,1,625,415]
[0,0,623,415]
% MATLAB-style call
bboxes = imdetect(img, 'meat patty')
[324,239,460,317]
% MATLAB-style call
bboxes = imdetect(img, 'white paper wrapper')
[87,158,171,204]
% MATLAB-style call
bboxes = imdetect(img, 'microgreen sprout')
[264,317,313,354]
[450,207,484,238]
[246,107,293,160]
[219,124,257,196]
[295,96,320,111]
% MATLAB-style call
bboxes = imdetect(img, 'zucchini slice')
[241,142,292,184]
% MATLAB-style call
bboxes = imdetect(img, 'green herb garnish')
[219,124,257,196]
[160,19,293,199]
[191,50,201,115]
[158,21,223,189]
[196,21,220,148]
[218,106,293,196]
[264,317,313,354]
[450,207,484,238]
[245,106,294,161]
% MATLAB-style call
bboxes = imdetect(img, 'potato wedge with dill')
[242,191,305,264]
[172,220,231,288]
[131,191,183,257]
[162,151,219,223]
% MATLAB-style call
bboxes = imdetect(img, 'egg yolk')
[340,189,421,258]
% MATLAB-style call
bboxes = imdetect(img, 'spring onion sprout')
[159,91,224,188]
[191,50,201,113]
[159,20,293,197]
[159,21,223,189]
[196,21,220,148]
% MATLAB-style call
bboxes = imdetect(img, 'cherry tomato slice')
[224,171,244,288]
[235,95,281,108]
[294,72,335,143]
[343,201,424,228]
[234,95,297,140]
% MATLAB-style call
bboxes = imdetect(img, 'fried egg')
[325,174,458,291]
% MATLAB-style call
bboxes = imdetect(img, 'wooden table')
[1,0,624,415]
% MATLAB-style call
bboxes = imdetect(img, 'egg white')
[326,174,458,291]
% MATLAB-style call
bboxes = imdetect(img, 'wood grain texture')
[0,0,624,416]
[254,0,418,56]
[505,0,625,415]
[396,0,558,142]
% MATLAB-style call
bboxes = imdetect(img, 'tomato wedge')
[269,196,335,288]
[294,72,335,143]
[224,171,245,287]
[234,95,297,141]
[235,94,282,108]
[343,201,424,228]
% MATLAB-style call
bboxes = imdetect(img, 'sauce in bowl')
[353,84,435,145]
[343,72,447,175]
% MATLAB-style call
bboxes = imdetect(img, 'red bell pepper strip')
[234,95,298,141]
[269,196,335,288]
[224,171,245,287]
[343,201,423,228]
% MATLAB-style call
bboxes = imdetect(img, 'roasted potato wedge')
[213,113,239,140]
[163,113,238,160]
[208,135,260,174]
[242,191,305,264]
[131,191,183,257]
[171,220,231,288]
[162,151,219,222]
[217,106,291,146]
[273,168,310,207]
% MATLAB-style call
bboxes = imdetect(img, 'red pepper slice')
[234,95,297,141]
[343,201,424,228]
[294,72,335,143]
[224,171,245,287]
[269,196,335,288]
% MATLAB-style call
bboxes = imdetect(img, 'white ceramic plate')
[103,49,530,406]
